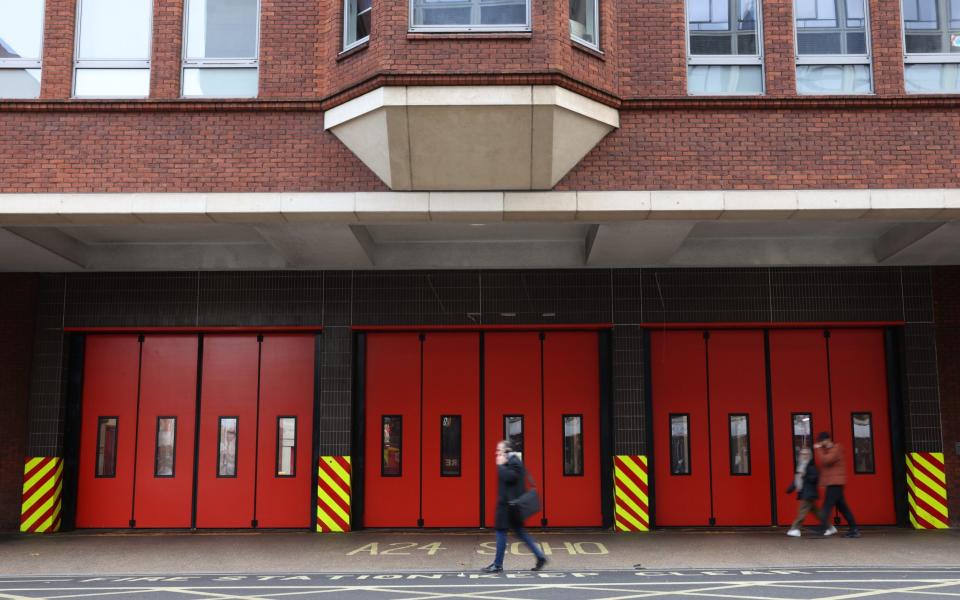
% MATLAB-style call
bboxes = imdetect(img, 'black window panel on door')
[96,417,119,478]
[217,417,238,478]
[276,416,296,477]
[792,412,813,469]
[851,412,875,473]
[563,414,584,476]
[440,415,461,477]
[504,415,524,457]
[154,417,176,477]
[382,415,402,476]
[729,414,750,475]
[670,414,691,475]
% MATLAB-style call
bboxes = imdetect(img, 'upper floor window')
[344,0,371,50]
[902,0,960,92]
[0,0,44,99]
[570,0,599,49]
[183,0,259,98]
[686,0,764,94]
[74,0,152,98]
[410,0,531,32]
[795,0,872,94]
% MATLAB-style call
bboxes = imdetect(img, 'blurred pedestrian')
[815,431,860,538]
[785,447,820,537]
[481,440,547,573]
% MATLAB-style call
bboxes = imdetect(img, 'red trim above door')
[64,326,322,333]
[640,322,903,330]
[354,324,613,332]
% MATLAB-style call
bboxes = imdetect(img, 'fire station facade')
[1,0,958,533]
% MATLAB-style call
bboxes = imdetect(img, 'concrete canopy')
[323,86,620,191]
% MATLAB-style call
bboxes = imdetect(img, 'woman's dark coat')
[786,461,820,500]
[494,454,526,529]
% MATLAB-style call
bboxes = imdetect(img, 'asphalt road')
[2,567,960,599]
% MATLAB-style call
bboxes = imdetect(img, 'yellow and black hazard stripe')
[317,456,351,532]
[21,457,63,533]
[906,452,949,529]
[613,455,650,532]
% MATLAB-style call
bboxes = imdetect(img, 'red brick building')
[0,0,956,533]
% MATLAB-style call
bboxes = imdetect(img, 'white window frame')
[73,0,153,98]
[794,0,872,65]
[181,0,260,96]
[685,0,765,94]
[0,0,45,70]
[793,0,873,94]
[408,0,532,33]
[902,0,960,63]
[569,0,600,50]
[344,0,371,51]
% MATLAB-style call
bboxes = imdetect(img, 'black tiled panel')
[612,325,645,455]
[902,267,935,323]
[903,323,943,452]
[770,267,903,322]
[353,271,441,326]
[27,275,67,456]
[197,272,322,326]
[612,269,642,325]
[65,272,197,327]
[322,271,353,327]
[481,270,611,325]
[641,268,770,323]
[318,326,353,456]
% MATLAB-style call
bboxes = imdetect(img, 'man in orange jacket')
[814,431,861,538]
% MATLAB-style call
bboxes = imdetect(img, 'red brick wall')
[0,104,957,192]
[933,267,960,527]
[26,0,923,102]
[0,275,38,532]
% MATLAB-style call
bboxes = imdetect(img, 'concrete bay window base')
[323,85,620,191]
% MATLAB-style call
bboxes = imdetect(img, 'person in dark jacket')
[481,440,547,573]
[785,447,821,537]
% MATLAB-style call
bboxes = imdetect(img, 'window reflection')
[440,415,461,477]
[382,415,402,476]
[504,415,523,459]
[217,417,238,477]
[670,414,691,475]
[852,413,875,473]
[276,417,296,477]
[792,413,813,468]
[563,415,584,476]
[155,417,176,477]
[729,414,750,475]
[96,417,119,478]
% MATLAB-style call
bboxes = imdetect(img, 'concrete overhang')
[323,85,620,191]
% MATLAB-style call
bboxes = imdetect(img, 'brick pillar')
[0,275,39,532]
[259,0,323,98]
[40,0,77,99]
[763,0,796,97]
[933,266,960,527]
[871,0,905,96]
[151,0,185,99]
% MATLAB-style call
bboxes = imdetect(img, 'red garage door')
[653,327,895,528]
[76,333,315,530]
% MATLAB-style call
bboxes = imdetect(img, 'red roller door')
[76,336,140,528]
[650,330,712,526]
[827,329,895,525]
[364,333,422,527]
[769,329,831,527]
[707,330,770,526]
[255,334,315,528]
[484,332,543,528]
[132,335,198,528]
[195,335,260,528]
[421,333,481,527]
[542,331,601,526]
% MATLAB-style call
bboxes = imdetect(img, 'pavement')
[0,527,957,576]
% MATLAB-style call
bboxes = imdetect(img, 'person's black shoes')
[843,529,861,538]
[482,564,503,573]
[531,557,548,571]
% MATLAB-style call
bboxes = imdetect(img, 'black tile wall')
[26,267,944,457]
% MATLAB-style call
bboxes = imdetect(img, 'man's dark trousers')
[821,485,858,530]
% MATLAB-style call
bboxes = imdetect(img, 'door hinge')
[257,335,264,343]
[251,519,258,528]
[709,517,716,526]
[417,518,424,528]
[129,519,136,528]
